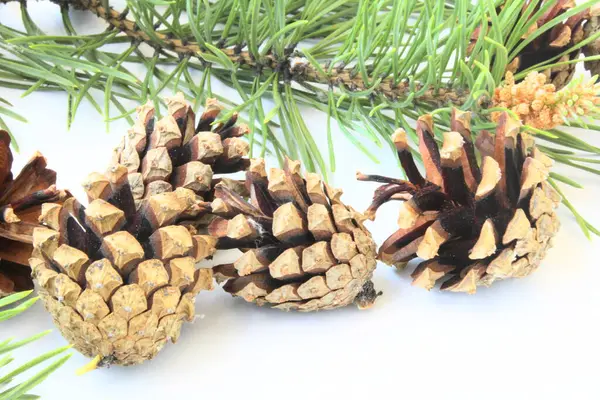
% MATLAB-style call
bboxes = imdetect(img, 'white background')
[1,3,600,400]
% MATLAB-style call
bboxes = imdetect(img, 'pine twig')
[1,0,471,106]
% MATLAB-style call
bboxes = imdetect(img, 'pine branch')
[11,0,594,107]
[13,0,470,106]
[0,5,569,107]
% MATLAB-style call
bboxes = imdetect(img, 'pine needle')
[0,292,71,398]
[75,355,102,376]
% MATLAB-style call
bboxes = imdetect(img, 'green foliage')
[0,97,25,152]
[0,0,599,235]
[0,291,71,399]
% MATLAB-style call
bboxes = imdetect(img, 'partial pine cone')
[0,130,66,296]
[584,13,600,77]
[211,158,380,311]
[358,109,560,294]
[108,91,250,209]
[470,2,596,89]
[27,93,251,366]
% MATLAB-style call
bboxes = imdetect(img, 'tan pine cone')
[470,1,594,89]
[30,195,215,366]
[211,158,380,311]
[0,130,66,296]
[107,92,250,207]
[28,93,251,366]
[358,109,560,294]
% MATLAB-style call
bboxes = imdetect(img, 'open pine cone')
[358,109,560,294]
[28,93,251,366]
[211,158,380,311]
[0,130,65,296]
[470,2,597,89]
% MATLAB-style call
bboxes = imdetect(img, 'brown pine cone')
[583,13,600,76]
[470,1,594,89]
[211,158,380,311]
[0,130,65,296]
[358,109,560,294]
[28,93,251,366]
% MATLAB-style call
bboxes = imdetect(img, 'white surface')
[1,4,600,400]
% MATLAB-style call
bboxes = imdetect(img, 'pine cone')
[358,110,560,294]
[28,93,251,366]
[0,130,65,296]
[30,194,216,366]
[211,158,380,311]
[583,13,600,77]
[470,2,593,89]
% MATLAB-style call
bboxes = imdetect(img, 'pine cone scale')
[584,14,600,76]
